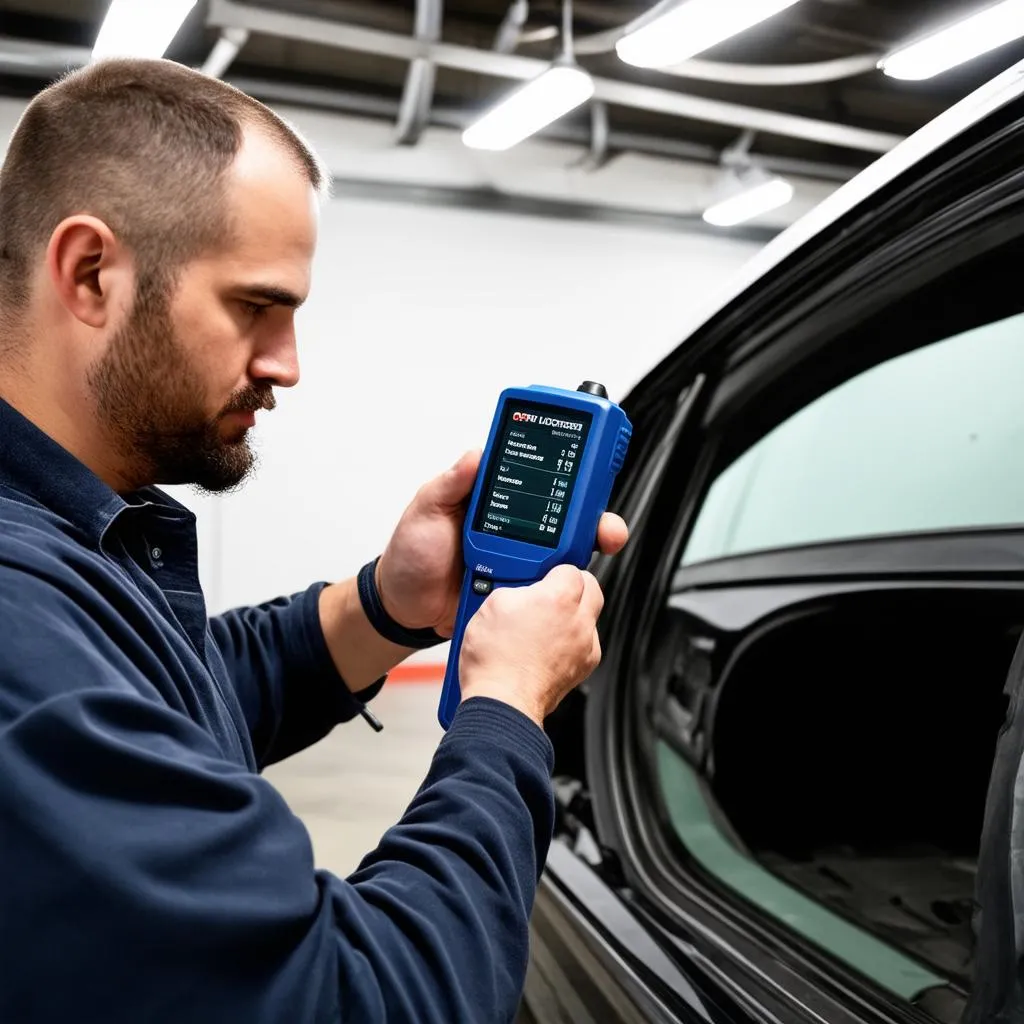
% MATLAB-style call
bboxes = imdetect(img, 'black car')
[521,56,1024,1024]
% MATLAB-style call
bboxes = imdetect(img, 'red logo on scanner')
[513,410,584,431]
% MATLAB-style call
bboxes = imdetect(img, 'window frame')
[680,312,1024,568]
[582,102,1024,1024]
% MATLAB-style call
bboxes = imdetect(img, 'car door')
[524,58,1024,1024]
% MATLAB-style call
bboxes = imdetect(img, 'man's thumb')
[422,449,482,510]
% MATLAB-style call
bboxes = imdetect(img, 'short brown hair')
[0,59,326,319]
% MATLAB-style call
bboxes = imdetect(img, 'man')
[0,60,627,1022]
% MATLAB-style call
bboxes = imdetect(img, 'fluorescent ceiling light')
[463,64,595,151]
[881,0,1024,81]
[703,174,794,227]
[93,0,198,61]
[616,0,802,69]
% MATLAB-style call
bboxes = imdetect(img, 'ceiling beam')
[0,36,90,75]
[328,175,782,243]
[225,74,862,183]
[207,0,904,155]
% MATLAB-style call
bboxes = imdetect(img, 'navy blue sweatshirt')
[0,398,555,1023]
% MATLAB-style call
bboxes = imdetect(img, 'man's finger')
[541,563,586,602]
[420,449,483,510]
[579,570,605,620]
[596,513,629,556]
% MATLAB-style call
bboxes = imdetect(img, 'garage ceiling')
[1,0,1023,183]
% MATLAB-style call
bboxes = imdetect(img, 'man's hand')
[459,565,604,727]
[376,451,629,636]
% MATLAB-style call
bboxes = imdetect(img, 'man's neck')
[0,371,139,494]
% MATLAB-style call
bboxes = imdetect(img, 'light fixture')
[703,169,794,227]
[462,63,594,150]
[616,0,802,69]
[880,0,1024,81]
[92,0,198,61]
[463,0,594,151]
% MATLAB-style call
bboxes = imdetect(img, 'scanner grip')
[438,574,488,729]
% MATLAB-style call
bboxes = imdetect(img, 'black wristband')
[357,557,447,650]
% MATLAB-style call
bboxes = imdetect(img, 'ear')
[45,215,131,330]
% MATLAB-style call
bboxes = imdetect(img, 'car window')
[681,312,1024,566]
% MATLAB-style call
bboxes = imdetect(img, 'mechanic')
[0,59,628,1022]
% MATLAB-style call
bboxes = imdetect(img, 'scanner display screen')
[473,400,593,549]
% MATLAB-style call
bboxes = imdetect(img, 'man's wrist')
[318,577,406,696]
[460,680,546,730]
[357,557,446,650]
[374,556,399,624]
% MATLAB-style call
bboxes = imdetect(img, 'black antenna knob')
[577,381,608,398]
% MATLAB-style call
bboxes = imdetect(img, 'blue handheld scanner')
[438,382,632,730]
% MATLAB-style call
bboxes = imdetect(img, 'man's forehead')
[211,129,319,283]
[233,126,310,184]
[226,129,320,237]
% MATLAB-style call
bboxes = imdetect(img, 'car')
[520,55,1024,1024]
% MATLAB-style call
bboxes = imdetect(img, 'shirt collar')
[0,397,193,546]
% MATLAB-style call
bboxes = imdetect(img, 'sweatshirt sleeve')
[1,574,554,1024]
[209,582,384,767]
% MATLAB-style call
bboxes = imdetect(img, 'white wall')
[0,96,771,630]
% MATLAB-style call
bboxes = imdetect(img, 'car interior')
[656,587,1019,980]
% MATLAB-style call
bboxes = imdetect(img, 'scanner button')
[472,577,493,596]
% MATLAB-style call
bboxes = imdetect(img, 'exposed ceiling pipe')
[223,73,862,183]
[657,53,882,86]
[582,99,610,169]
[567,97,610,171]
[494,0,529,53]
[201,27,250,78]
[395,0,443,145]
[206,0,902,153]
[570,0,880,85]
[518,26,558,45]
[0,30,255,83]
[0,36,90,74]
[0,35,864,182]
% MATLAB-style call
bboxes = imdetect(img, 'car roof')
[673,57,1024,348]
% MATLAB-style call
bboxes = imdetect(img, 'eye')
[241,301,271,318]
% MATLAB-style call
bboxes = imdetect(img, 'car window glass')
[681,312,1024,566]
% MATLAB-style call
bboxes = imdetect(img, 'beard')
[87,275,275,493]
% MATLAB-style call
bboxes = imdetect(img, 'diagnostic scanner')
[438,381,632,729]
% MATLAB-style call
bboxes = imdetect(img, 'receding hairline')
[231,118,330,200]
[0,58,330,322]
[205,76,329,196]
[50,58,330,189]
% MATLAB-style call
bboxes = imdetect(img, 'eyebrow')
[242,285,306,309]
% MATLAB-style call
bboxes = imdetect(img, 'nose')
[250,325,300,389]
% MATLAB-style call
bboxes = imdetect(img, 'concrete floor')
[264,682,444,877]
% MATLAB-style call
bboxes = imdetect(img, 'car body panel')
[528,53,1024,1024]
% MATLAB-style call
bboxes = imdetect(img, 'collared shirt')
[0,397,554,1023]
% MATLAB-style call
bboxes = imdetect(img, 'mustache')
[220,385,277,417]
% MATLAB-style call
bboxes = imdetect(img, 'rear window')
[681,313,1024,565]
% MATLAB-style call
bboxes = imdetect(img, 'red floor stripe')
[388,663,445,684]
